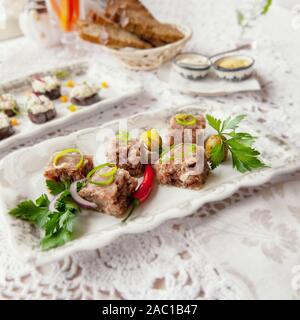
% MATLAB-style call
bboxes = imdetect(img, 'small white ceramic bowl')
[212,55,255,81]
[173,52,211,80]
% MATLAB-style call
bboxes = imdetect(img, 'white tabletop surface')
[0,0,300,300]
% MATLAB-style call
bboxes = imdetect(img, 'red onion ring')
[70,179,97,210]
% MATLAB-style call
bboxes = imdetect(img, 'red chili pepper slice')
[123,164,155,222]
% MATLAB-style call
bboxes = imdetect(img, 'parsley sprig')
[206,114,267,173]
[9,180,81,251]
[46,180,70,196]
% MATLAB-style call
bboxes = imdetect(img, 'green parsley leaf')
[226,138,259,153]
[227,132,256,146]
[35,194,50,208]
[63,198,80,213]
[230,147,267,172]
[54,190,79,213]
[41,208,75,250]
[41,228,73,251]
[44,212,61,235]
[9,195,51,228]
[230,152,248,173]
[206,115,222,133]
[209,142,225,169]
[10,179,81,251]
[46,180,70,196]
[76,180,86,192]
[221,115,246,131]
[226,138,267,172]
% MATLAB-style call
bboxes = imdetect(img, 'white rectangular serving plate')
[0,104,300,266]
[0,61,142,152]
[157,62,261,96]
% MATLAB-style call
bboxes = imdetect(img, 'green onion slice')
[160,143,197,163]
[54,69,71,80]
[159,144,179,163]
[116,130,130,143]
[87,163,117,186]
[175,114,197,126]
[12,102,19,115]
[176,143,197,156]
[88,175,114,186]
[53,148,84,169]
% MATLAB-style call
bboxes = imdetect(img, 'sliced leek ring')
[175,114,197,126]
[87,163,117,186]
[53,148,84,169]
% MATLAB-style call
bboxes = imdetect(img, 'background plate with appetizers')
[1,104,300,266]
[0,61,142,152]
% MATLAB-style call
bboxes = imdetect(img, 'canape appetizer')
[27,94,57,124]
[155,143,210,190]
[44,149,94,182]
[0,112,14,140]
[168,113,206,146]
[0,94,19,117]
[32,75,61,100]
[70,83,100,106]
[106,131,144,177]
[79,164,138,217]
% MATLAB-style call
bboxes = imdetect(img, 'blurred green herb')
[236,0,273,35]
[261,0,272,15]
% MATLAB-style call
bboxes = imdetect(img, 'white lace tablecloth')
[1,0,300,300]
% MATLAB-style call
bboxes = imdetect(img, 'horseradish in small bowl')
[173,53,211,80]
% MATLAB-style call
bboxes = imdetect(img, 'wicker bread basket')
[101,24,192,70]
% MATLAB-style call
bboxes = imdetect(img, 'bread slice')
[105,0,153,22]
[105,0,184,47]
[77,20,152,49]
[87,10,116,27]
[121,9,184,46]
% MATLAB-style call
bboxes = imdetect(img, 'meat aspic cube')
[44,153,94,182]
[79,168,138,217]
[168,114,206,146]
[0,112,14,140]
[155,143,209,190]
[106,137,143,177]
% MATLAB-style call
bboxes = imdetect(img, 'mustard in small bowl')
[212,55,255,81]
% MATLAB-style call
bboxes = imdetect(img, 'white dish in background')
[1,104,300,266]
[157,61,261,96]
[0,61,142,153]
